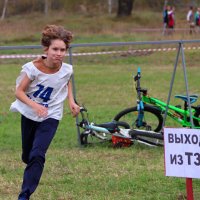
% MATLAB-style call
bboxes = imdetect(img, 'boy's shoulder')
[62,62,72,67]
[62,62,73,70]
[22,61,34,69]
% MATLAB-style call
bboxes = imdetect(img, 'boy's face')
[45,39,66,65]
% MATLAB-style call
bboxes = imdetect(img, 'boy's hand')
[32,102,48,118]
[69,102,80,117]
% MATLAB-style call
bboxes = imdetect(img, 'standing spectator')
[194,7,200,32]
[167,6,175,34]
[162,5,169,35]
[187,6,195,34]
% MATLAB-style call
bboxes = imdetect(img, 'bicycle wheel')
[129,129,164,146]
[115,121,130,129]
[193,110,200,128]
[114,104,163,132]
[80,130,110,146]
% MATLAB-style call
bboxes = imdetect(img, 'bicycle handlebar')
[80,106,87,112]
[134,67,147,96]
[134,67,141,81]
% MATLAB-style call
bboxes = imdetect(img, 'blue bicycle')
[114,67,163,132]
[77,105,163,147]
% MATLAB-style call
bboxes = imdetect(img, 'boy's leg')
[21,115,38,164]
[18,118,59,199]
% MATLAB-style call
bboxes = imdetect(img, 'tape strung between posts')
[0,46,199,59]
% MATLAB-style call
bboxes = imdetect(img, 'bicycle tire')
[114,104,163,132]
[115,121,130,129]
[80,121,130,146]
[80,130,107,146]
[193,110,200,127]
[129,129,164,146]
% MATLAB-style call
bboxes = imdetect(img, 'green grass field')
[1,10,200,200]
[1,50,200,200]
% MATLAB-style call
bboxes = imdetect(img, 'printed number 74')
[33,84,53,102]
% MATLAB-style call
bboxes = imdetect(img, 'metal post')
[68,47,82,146]
[162,42,181,127]
[180,42,194,128]
[186,178,194,200]
[180,42,194,200]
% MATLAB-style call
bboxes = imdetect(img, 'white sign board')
[164,127,200,178]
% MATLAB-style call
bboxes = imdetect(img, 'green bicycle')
[114,68,200,132]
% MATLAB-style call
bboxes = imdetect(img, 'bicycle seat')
[95,121,119,133]
[175,94,198,104]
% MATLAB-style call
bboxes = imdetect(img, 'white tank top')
[10,61,73,122]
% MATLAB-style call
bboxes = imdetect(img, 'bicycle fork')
[136,100,144,127]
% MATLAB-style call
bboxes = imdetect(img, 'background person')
[194,7,200,32]
[162,5,169,35]
[167,6,175,34]
[10,24,80,200]
[187,6,195,34]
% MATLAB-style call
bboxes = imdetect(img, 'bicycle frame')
[77,107,111,141]
[135,68,145,127]
[134,67,200,128]
[82,123,111,134]
[77,106,131,142]
[78,105,163,147]
[142,95,199,127]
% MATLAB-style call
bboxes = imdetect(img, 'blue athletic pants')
[18,115,59,199]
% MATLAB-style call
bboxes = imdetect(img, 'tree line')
[1,0,195,20]
[1,0,117,20]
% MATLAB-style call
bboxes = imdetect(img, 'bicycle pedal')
[146,125,152,131]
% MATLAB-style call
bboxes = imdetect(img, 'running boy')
[10,24,80,200]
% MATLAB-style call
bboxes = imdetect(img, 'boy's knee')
[29,149,46,165]
[23,149,46,166]
[30,155,45,167]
